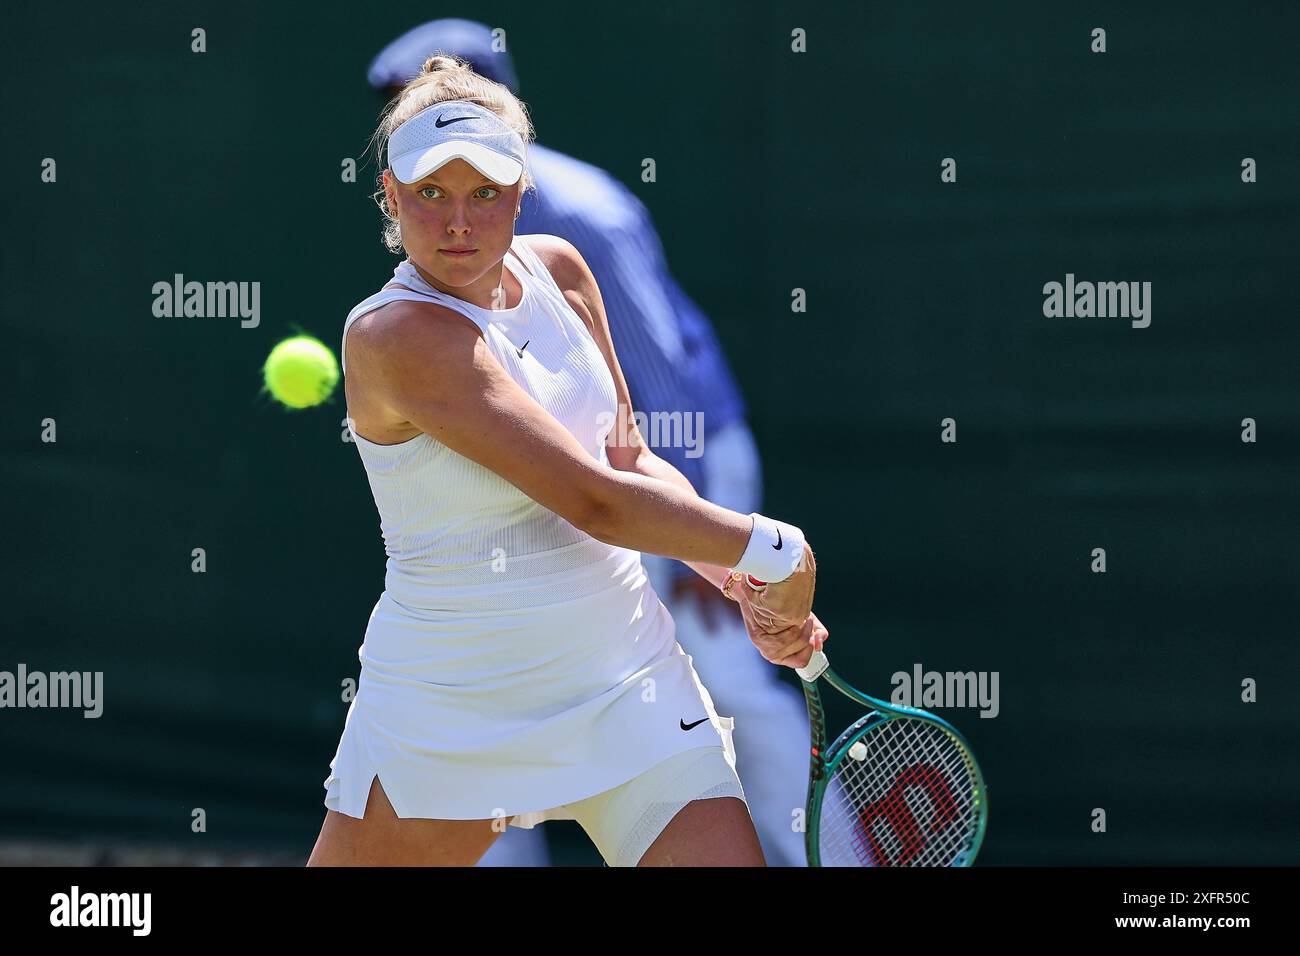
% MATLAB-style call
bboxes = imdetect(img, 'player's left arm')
[524,233,732,590]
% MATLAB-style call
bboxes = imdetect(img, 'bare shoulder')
[517,234,594,297]
[516,234,600,336]
[345,295,481,369]
[343,296,490,442]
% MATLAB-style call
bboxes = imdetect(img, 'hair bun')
[421,54,465,75]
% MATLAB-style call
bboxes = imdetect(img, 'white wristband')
[733,513,805,584]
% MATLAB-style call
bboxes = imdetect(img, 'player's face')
[385,158,521,298]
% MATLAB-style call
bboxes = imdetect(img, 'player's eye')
[418,186,497,200]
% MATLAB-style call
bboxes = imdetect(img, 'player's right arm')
[344,300,756,570]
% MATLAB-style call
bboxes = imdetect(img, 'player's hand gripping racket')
[794,648,989,867]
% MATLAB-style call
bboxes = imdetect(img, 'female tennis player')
[308,55,827,867]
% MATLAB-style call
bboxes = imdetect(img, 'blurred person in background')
[364,20,811,867]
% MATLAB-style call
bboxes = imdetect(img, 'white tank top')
[339,235,625,611]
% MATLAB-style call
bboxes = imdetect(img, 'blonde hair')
[370,54,536,255]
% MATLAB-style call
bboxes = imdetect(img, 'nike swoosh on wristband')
[773,527,783,550]
[680,717,710,731]
[435,115,475,127]
[516,339,529,358]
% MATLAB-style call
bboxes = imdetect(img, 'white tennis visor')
[387,100,526,186]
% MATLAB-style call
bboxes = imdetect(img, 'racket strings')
[818,716,980,866]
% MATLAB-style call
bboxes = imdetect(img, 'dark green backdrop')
[3,1,1297,864]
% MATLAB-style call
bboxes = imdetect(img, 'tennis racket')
[794,648,989,867]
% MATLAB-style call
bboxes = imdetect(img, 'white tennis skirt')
[323,542,738,827]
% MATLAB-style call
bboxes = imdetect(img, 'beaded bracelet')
[720,570,767,601]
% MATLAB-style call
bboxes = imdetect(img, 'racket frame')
[798,651,989,867]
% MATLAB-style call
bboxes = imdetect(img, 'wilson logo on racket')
[857,763,957,867]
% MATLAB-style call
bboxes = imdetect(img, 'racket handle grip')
[797,649,830,682]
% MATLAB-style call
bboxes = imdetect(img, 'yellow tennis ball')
[262,335,339,409]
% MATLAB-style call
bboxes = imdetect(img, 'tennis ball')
[262,335,339,409]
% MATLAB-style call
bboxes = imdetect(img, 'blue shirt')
[515,144,747,498]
